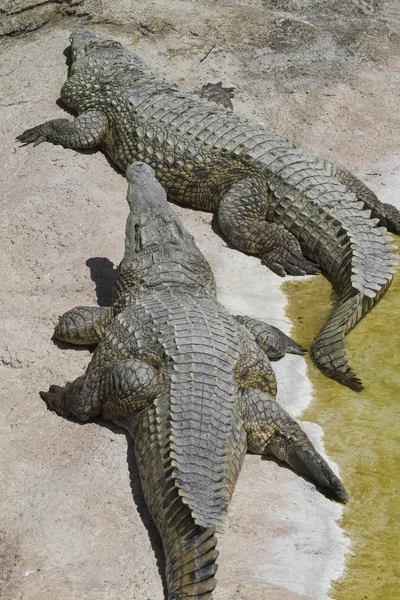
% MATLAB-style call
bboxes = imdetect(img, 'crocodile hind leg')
[40,358,161,422]
[217,177,320,276]
[241,388,348,502]
[331,164,400,234]
[53,306,114,345]
[234,314,306,359]
[17,111,109,149]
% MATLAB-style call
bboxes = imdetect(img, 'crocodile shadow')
[95,418,168,599]
[52,257,118,351]
[86,257,117,307]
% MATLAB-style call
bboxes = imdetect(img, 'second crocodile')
[18,28,399,390]
[40,162,347,599]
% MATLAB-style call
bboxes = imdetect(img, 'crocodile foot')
[40,384,69,417]
[17,123,50,147]
[234,314,307,360]
[382,202,400,235]
[261,247,320,277]
[244,389,348,502]
[17,112,108,150]
[268,423,349,502]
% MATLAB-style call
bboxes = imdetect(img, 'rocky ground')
[1,2,399,599]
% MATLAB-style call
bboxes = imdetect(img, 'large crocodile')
[18,28,399,390]
[40,162,347,599]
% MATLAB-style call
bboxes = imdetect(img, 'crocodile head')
[69,28,99,64]
[69,28,146,74]
[125,162,190,250]
[118,162,216,295]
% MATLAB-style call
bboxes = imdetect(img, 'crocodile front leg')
[242,388,348,502]
[40,358,161,422]
[234,314,306,359]
[217,177,320,276]
[53,306,114,345]
[17,111,109,149]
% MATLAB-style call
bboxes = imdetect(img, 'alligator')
[18,28,400,391]
[40,162,347,599]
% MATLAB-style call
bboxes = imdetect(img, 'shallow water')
[283,265,400,600]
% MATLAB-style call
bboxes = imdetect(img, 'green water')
[282,270,400,600]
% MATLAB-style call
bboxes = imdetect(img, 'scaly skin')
[18,29,399,390]
[41,163,348,599]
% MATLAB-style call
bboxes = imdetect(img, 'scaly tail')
[166,526,218,600]
[310,284,390,391]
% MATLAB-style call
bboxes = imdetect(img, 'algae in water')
[283,269,400,600]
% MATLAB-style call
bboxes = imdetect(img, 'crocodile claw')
[40,385,69,417]
[262,248,321,277]
[383,202,400,235]
[16,125,47,146]
[267,424,349,502]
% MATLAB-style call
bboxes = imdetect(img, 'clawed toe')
[287,341,307,356]
[40,388,59,404]
[262,251,320,277]
[16,127,46,146]
[40,390,58,409]
[288,256,320,276]
[383,203,400,234]
[49,384,64,393]
[304,261,321,275]
[40,385,68,417]
[267,261,287,277]
[267,424,348,502]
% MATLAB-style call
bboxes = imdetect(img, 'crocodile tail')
[310,283,390,391]
[133,405,219,599]
[166,526,218,600]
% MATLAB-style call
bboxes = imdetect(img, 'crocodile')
[40,162,347,599]
[18,28,400,391]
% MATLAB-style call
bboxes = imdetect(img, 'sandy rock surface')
[1,2,399,599]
